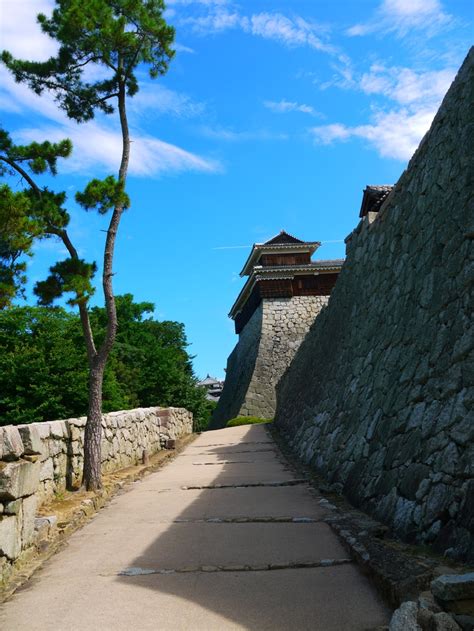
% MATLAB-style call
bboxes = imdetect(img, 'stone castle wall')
[212,295,329,427]
[274,49,473,561]
[0,407,192,564]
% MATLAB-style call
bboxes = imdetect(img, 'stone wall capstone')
[0,406,192,566]
[212,295,329,427]
[274,48,474,561]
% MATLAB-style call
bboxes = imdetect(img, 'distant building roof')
[263,230,305,245]
[229,258,345,320]
[197,374,224,402]
[240,231,321,276]
[359,185,394,218]
[197,374,223,387]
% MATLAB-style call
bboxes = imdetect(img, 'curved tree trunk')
[82,77,130,491]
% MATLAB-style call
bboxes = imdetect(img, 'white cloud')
[129,83,205,118]
[310,124,351,145]
[263,99,322,117]
[201,126,288,142]
[180,8,241,32]
[359,65,455,104]
[0,0,57,59]
[347,0,453,38]
[16,122,221,177]
[310,106,436,161]
[312,53,457,162]
[174,42,196,54]
[0,68,219,177]
[246,13,335,54]
[178,9,336,55]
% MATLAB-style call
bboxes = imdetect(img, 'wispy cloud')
[359,64,455,104]
[174,42,196,54]
[347,0,453,38]
[311,58,456,161]
[178,8,336,55]
[17,122,221,177]
[310,106,437,161]
[129,82,205,119]
[0,62,219,178]
[263,99,323,117]
[200,126,288,142]
[0,0,57,60]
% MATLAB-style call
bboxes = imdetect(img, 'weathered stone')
[400,464,430,501]
[213,296,330,426]
[389,601,421,631]
[35,423,51,439]
[21,494,37,548]
[17,425,43,455]
[0,460,40,500]
[4,499,22,515]
[0,514,21,560]
[430,612,464,630]
[0,426,24,461]
[432,573,474,602]
[453,614,474,631]
[272,50,474,562]
[39,458,54,482]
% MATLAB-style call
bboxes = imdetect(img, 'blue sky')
[0,0,472,379]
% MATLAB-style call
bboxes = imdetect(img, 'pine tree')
[1,0,175,489]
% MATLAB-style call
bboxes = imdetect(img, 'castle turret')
[211,231,344,427]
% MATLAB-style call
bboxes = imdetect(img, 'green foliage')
[1,0,175,122]
[0,185,36,308]
[0,128,72,177]
[193,399,217,433]
[0,128,75,308]
[34,258,97,306]
[76,176,130,214]
[226,416,273,428]
[90,294,210,429]
[0,296,210,429]
[0,306,125,425]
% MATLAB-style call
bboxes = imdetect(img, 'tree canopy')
[1,0,177,489]
[0,295,213,431]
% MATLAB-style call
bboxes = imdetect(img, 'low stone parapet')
[0,406,192,567]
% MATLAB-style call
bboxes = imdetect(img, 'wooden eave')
[239,242,321,277]
[229,260,344,319]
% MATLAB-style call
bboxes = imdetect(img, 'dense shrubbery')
[0,294,212,430]
[226,416,273,427]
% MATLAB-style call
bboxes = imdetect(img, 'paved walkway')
[0,425,390,630]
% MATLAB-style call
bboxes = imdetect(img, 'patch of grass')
[226,416,273,427]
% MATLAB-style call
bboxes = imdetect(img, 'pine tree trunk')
[83,358,105,490]
[82,78,130,491]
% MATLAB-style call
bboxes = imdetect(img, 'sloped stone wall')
[274,49,473,561]
[0,406,192,565]
[212,296,329,427]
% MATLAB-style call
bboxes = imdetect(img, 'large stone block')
[432,573,474,602]
[0,460,40,500]
[273,49,474,561]
[21,494,37,548]
[39,458,54,482]
[0,514,21,560]
[0,426,24,461]
[17,425,43,455]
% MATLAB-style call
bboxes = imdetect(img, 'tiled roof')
[311,259,345,268]
[359,185,394,218]
[264,230,306,245]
